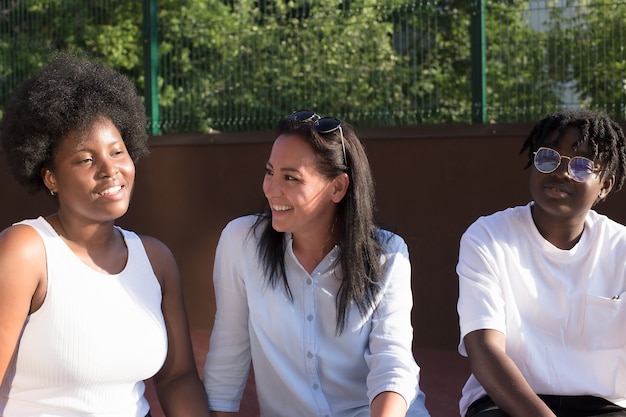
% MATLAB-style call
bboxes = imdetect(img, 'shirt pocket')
[582,292,626,350]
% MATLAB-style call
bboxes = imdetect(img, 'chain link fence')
[1,0,624,133]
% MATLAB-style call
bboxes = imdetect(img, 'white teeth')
[272,205,292,211]
[99,185,122,196]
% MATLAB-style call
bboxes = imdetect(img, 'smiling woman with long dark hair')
[203,111,430,417]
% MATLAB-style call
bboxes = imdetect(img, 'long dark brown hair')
[253,117,388,334]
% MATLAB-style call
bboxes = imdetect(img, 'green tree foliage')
[157,0,430,131]
[155,0,498,130]
[548,0,626,120]
[0,0,143,119]
[485,1,561,122]
[0,0,623,132]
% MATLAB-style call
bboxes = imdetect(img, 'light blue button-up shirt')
[204,215,429,417]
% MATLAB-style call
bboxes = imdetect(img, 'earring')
[50,189,56,196]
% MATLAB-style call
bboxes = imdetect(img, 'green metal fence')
[1,0,625,134]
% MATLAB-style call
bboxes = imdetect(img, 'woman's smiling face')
[43,117,135,223]
[262,133,343,237]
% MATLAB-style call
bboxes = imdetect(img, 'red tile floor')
[146,329,470,417]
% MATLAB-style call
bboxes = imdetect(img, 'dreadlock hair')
[252,117,387,335]
[520,109,626,196]
[0,51,149,194]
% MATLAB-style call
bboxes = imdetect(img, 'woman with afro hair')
[0,52,210,417]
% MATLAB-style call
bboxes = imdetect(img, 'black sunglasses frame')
[288,110,347,168]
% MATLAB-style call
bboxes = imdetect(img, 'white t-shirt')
[457,203,626,416]
[204,215,429,417]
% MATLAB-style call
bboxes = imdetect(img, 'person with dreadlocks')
[203,111,429,417]
[456,109,626,417]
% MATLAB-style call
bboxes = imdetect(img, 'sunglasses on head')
[533,147,598,183]
[288,110,347,167]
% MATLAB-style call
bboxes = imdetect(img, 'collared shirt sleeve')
[203,217,253,412]
[365,232,421,409]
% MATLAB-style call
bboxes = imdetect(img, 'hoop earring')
[50,189,56,196]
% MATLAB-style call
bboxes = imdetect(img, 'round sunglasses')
[288,110,347,167]
[533,147,597,183]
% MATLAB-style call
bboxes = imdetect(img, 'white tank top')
[0,217,168,417]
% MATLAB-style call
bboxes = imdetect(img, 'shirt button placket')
[303,273,316,388]
[303,272,329,415]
